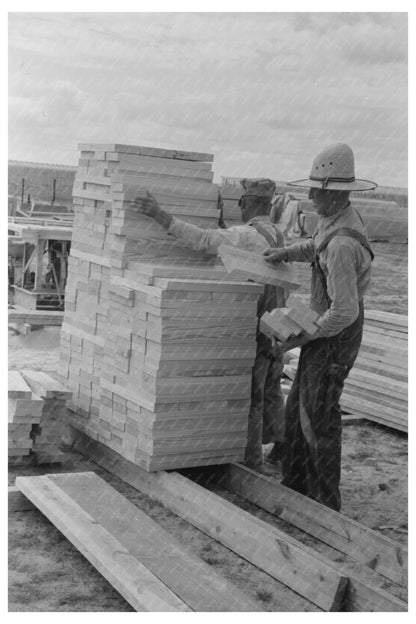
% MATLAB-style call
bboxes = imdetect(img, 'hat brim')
[288,178,377,192]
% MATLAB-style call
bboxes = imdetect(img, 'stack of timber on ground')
[8,371,43,465]
[219,184,243,226]
[8,370,70,465]
[59,143,265,471]
[25,430,405,611]
[285,310,408,432]
[298,197,407,242]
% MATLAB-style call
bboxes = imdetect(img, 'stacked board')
[340,310,408,432]
[8,371,43,464]
[20,370,73,463]
[298,198,407,242]
[285,311,408,433]
[59,143,264,471]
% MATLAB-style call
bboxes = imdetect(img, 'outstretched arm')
[133,191,249,255]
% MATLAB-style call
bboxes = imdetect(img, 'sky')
[8,11,408,187]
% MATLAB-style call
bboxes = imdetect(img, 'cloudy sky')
[8,11,408,187]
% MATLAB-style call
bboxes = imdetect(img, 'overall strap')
[248,221,280,248]
[312,227,374,308]
[316,227,374,260]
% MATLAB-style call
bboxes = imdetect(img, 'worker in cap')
[133,177,288,475]
[264,143,376,510]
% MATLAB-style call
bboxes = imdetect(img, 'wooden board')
[36,471,257,611]
[20,370,72,400]
[8,371,33,399]
[69,429,345,610]
[218,244,302,289]
[78,143,214,162]
[218,464,407,586]
[71,430,407,611]
[15,474,191,612]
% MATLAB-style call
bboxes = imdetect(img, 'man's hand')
[263,247,289,264]
[132,191,172,229]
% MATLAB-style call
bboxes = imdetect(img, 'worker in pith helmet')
[264,142,376,511]
[133,177,287,475]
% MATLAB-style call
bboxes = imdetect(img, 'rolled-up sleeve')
[315,244,360,337]
[285,239,316,263]
[168,217,246,255]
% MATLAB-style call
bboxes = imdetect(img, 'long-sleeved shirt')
[284,203,372,337]
[168,215,283,255]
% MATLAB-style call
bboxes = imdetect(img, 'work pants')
[282,303,364,511]
[244,349,285,467]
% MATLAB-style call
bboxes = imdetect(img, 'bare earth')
[8,242,408,612]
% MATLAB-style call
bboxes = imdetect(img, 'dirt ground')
[8,241,408,612]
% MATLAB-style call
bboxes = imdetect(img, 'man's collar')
[246,215,269,225]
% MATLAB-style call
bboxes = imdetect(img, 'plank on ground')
[70,429,407,613]
[43,471,257,611]
[69,430,345,610]
[8,371,33,399]
[15,474,190,612]
[218,464,407,587]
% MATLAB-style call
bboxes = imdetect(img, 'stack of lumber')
[20,369,73,463]
[8,371,43,465]
[284,310,408,432]
[218,185,243,226]
[341,310,408,432]
[298,198,407,241]
[59,143,264,471]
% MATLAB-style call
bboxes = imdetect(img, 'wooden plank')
[15,474,191,612]
[218,244,302,289]
[20,369,72,400]
[260,309,303,341]
[8,371,33,398]
[8,485,36,511]
[78,143,214,162]
[8,307,64,326]
[71,431,407,612]
[218,464,407,586]
[45,471,257,611]
[69,428,346,611]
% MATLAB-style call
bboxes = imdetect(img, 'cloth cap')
[240,178,276,199]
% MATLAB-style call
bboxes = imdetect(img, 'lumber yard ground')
[8,241,408,612]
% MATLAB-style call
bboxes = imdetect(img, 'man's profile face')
[309,187,336,216]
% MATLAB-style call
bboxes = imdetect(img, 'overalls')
[244,221,286,467]
[282,228,374,510]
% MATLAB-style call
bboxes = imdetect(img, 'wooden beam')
[70,429,407,612]
[34,471,257,611]
[70,429,346,611]
[15,474,191,612]
[218,464,407,586]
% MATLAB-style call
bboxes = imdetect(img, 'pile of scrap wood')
[8,369,72,465]
[284,310,408,432]
[59,143,271,471]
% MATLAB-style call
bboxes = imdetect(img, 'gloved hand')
[263,247,289,264]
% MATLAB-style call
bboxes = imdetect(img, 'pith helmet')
[288,143,377,191]
[240,178,276,199]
